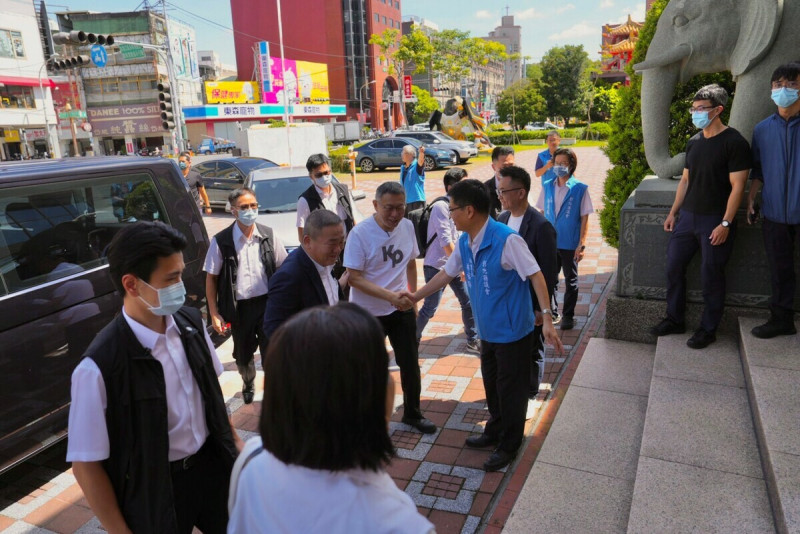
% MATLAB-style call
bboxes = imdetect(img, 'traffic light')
[51,55,90,70]
[158,82,175,130]
[52,31,114,46]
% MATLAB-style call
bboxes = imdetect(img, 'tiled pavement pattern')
[0,147,617,533]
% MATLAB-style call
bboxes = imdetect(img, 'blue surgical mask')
[691,111,712,129]
[237,208,258,226]
[313,174,333,188]
[138,279,186,316]
[771,87,799,109]
[553,165,570,178]
[179,161,188,170]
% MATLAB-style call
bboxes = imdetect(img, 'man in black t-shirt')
[179,151,212,215]
[650,85,752,349]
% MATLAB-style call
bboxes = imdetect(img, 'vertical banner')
[258,41,272,100]
[403,75,412,99]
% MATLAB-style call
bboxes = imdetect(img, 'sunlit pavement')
[0,147,617,534]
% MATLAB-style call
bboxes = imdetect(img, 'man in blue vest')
[404,179,563,471]
[536,148,593,331]
[747,62,800,338]
[400,144,426,213]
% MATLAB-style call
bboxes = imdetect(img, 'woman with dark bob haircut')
[227,303,434,533]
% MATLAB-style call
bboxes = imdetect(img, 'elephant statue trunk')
[635,44,692,179]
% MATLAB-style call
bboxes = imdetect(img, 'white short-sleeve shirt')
[66,309,223,463]
[296,184,361,232]
[535,179,594,217]
[204,223,288,300]
[343,216,419,317]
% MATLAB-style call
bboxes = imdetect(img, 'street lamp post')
[359,80,376,115]
[37,59,57,158]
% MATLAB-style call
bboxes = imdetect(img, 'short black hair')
[228,187,257,206]
[693,84,728,108]
[546,130,561,140]
[303,208,344,238]
[375,180,405,200]
[260,303,394,471]
[179,151,191,160]
[443,167,468,190]
[449,179,490,215]
[491,145,514,161]
[306,153,331,173]
[498,165,532,193]
[107,221,187,296]
[771,62,800,84]
[553,147,578,177]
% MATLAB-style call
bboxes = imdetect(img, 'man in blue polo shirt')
[534,130,561,185]
[400,144,426,213]
[405,179,563,472]
[747,62,800,338]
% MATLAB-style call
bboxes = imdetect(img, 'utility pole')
[161,0,185,152]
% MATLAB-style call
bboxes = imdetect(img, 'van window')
[0,173,166,297]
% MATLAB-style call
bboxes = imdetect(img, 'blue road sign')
[91,44,107,68]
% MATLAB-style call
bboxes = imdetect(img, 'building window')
[0,29,25,59]
[382,15,387,24]
[374,13,379,22]
[0,85,34,109]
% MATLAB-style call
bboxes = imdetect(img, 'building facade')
[52,9,202,155]
[231,0,407,131]
[485,15,521,90]
[0,0,60,160]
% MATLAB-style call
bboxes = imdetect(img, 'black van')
[0,157,210,474]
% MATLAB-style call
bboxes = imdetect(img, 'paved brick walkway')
[0,147,617,533]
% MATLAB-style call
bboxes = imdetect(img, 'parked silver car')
[392,130,478,164]
[235,166,364,251]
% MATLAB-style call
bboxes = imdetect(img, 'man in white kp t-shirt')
[344,181,436,434]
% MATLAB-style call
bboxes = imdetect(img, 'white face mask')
[313,174,333,188]
[138,279,186,316]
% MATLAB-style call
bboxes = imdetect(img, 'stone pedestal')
[609,176,800,342]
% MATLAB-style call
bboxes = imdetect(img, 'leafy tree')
[407,85,440,124]
[526,63,542,84]
[540,45,590,120]
[369,28,433,125]
[591,84,621,121]
[598,0,735,247]
[496,79,547,127]
[429,29,472,96]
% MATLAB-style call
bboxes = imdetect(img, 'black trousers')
[530,323,544,398]
[557,249,579,319]
[232,294,268,385]
[481,331,533,453]
[378,309,423,421]
[666,210,736,332]
[762,218,800,320]
[171,443,230,534]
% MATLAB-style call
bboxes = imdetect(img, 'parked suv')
[392,130,478,164]
[355,137,455,173]
[0,157,211,475]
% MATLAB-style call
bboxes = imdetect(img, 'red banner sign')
[403,75,412,99]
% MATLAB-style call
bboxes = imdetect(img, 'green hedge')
[485,128,586,145]
[586,122,612,139]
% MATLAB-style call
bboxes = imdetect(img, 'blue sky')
[65,0,646,67]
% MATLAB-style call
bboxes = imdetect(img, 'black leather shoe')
[650,318,686,337]
[752,319,797,339]
[686,328,716,349]
[560,316,575,330]
[465,434,499,448]
[402,417,437,434]
[242,383,255,404]
[484,449,516,472]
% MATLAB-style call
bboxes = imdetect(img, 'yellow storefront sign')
[3,129,20,142]
[205,81,261,104]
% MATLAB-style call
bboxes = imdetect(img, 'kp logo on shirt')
[382,245,404,268]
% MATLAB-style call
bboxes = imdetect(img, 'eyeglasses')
[313,171,332,178]
[449,205,466,214]
[772,81,799,90]
[497,187,523,197]
[236,203,259,210]
[689,105,717,113]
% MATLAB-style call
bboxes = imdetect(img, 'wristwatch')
[721,220,730,228]
[580,244,586,251]
[541,309,552,316]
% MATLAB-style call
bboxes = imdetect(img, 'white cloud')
[556,4,576,14]
[614,2,647,22]
[475,9,493,20]
[548,22,598,41]
[515,7,545,20]
[600,0,615,8]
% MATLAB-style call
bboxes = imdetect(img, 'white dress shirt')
[444,218,541,281]
[296,184,360,232]
[204,223,288,300]
[309,255,339,305]
[66,309,224,463]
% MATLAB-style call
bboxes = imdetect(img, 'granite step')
[504,338,655,533]
[626,333,775,533]
[739,317,800,534]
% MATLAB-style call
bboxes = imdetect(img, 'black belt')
[170,439,211,474]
